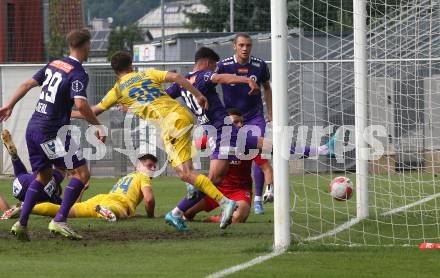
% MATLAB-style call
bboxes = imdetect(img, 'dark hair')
[111,51,133,73]
[226,108,243,117]
[194,47,220,63]
[66,29,91,49]
[138,153,158,163]
[233,32,252,44]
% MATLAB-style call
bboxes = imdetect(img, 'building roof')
[137,0,206,28]
[90,30,110,56]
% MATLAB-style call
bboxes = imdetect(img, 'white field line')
[305,192,440,242]
[305,218,361,242]
[380,192,440,216]
[205,250,284,278]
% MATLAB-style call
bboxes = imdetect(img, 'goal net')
[287,0,440,245]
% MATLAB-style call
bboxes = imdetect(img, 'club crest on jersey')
[250,75,257,82]
[238,68,249,74]
[72,80,84,92]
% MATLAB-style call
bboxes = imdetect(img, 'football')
[329,176,353,201]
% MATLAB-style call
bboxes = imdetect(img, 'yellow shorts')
[72,194,131,220]
[160,106,197,167]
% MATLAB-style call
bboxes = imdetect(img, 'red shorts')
[253,154,268,166]
[204,187,252,212]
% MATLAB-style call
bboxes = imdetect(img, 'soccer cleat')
[10,221,29,241]
[165,211,189,232]
[95,205,117,222]
[263,184,274,204]
[220,200,237,229]
[1,203,22,220]
[1,129,18,160]
[48,220,83,240]
[254,200,264,215]
[325,129,341,158]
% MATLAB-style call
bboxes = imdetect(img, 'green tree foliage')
[107,25,143,60]
[48,1,67,60]
[186,0,401,33]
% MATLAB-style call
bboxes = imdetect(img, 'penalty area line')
[205,250,284,278]
[381,192,440,216]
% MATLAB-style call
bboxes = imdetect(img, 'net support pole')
[271,0,290,251]
[353,0,369,219]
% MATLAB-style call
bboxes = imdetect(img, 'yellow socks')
[32,203,60,217]
[194,174,224,203]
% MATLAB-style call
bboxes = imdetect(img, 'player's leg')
[96,195,129,221]
[0,194,10,212]
[232,200,251,223]
[183,198,209,220]
[31,202,61,217]
[163,109,236,229]
[49,137,89,239]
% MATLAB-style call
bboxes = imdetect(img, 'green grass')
[0,175,439,277]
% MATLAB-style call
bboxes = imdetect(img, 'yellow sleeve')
[139,174,151,189]
[145,69,168,84]
[97,86,119,111]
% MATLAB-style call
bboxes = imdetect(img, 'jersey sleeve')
[96,86,119,111]
[202,71,216,86]
[70,71,89,99]
[261,61,271,83]
[139,174,151,189]
[165,83,181,99]
[32,66,47,86]
[146,69,168,84]
[215,61,224,74]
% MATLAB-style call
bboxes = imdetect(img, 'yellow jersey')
[97,69,183,121]
[108,171,151,215]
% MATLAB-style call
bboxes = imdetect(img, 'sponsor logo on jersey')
[71,80,84,92]
[251,62,261,67]
[238,68,249,74]
[49,60,74,73]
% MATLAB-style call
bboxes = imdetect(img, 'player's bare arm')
[71,104,105,119]
[0,79,39,121]
[141,186,155,218]
[74,99,106,143]
[262,81,272,122]
[165,71,209,110]
[211,74,260,95]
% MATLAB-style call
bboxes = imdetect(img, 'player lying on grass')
[16,154,157,221]
[0,129,66,220]
[71,51,236,229]
[164,47,338,231]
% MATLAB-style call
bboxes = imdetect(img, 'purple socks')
[253,163,265,197]
[19,180,45,226]
[54,178,85,222]
[177,194,205,212]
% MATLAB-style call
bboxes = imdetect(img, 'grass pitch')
[0,175,438,277]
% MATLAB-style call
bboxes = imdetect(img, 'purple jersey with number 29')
[29,56,88,135]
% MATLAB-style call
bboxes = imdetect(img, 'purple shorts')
[244,114,266,136]
[209,125,259,160]
[26,126,86,172]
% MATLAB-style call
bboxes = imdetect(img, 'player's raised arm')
[141,186,155,218]
[0,79,39,121]
[211,73,260,95]
[74,98,106,142]
[165,71,209,110]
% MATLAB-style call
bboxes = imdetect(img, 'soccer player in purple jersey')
[215,33,274,214]
[164,47,335,231]
[0,29,106,240]
[0,129,65,220]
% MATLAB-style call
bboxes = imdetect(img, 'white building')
[137,0,207,39]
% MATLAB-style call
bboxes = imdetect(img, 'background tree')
[107,25,143,60]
